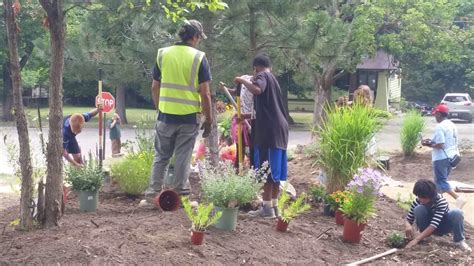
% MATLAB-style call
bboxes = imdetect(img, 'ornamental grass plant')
[317,104,378,193]
[401,110,425,156]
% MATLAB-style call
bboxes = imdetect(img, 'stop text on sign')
[95,92,115,113]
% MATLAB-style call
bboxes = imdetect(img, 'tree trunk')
[4,0,34,230]
[312,70,335,127]
[40,0,65,228]
[248,2,258,58]
[2,63,14,122]
[206,96,219,167]
[115,85,127,124]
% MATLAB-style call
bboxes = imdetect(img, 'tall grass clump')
[317,104,378,193]
[400,110,425,156]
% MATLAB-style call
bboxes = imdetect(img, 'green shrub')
[317,104,378,193]
[111,151,153,195]
[217,110,233,139]
[200,161,263,208]
[386,231,406,248]
[309,184,327,203]
[396,193,415,211]
[371,109,392,120]
[65,155,103,192]
[401,110,425,156]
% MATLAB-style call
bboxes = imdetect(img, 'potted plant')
[309,184,327,204]
[340,168,386,243]
[276,186,311,232]
[200,161,264,231]
[327,190,352,225]
[181,197,222,245]
[65,155,104,212]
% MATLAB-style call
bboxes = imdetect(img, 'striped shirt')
[406,194,449,229]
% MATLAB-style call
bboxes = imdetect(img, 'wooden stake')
[347,248,398,265]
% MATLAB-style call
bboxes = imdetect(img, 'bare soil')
[0,153,473,265]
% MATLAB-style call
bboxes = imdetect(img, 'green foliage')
[386,231,406,248]
[217,111,233,139]
[200,161,264,208]
[181,197,222,231]
[371,109,392,120]
[65,155,103,192]
[401,111,425,156]
[326,190,352,211]
[317,104,378,193]
[110,151,153,195]
[339,190,376,225]
[303,142,320,160]
[309,184,327,203]
[277,186,311,223]
[111,117,154,195]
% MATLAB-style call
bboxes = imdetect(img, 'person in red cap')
[421,104,466,209]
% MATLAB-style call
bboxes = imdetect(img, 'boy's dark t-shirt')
[252,71,289,150]
[109,119,121,140]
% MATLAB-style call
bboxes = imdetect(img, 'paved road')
[1,115,473,174]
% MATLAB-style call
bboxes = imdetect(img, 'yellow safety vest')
[157,45,205,115]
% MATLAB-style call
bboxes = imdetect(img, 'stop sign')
[96,92,115,113]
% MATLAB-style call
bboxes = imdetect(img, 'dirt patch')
[387,150,474,185]
[0,154,473,264]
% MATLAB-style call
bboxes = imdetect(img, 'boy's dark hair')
[413,179,437,199]
[253,53,272,68]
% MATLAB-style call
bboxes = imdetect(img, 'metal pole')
[98,69,103,168]
[237,96,243,172]
[103,113,106,160]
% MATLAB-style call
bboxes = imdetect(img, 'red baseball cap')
[433,104,449,114]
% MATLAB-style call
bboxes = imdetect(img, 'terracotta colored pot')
[276,218,289,232]
[335,210,345,225]
[343,218,366,243]
[191,230,205,245]
[154,190,180,211]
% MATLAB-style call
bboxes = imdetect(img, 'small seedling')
[387,231,406,248]
[278,185,311,223]
[181,197,222,232]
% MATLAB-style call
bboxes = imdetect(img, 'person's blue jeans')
[414,205,465,242]
[433,158,452,193]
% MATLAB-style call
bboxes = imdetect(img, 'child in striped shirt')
[404,179,471,251]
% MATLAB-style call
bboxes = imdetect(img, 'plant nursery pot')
[155,190,180,211]
[335,210,345,225]
[323,203,335,217]
[191,230,205,245]
[215,207,239,231]
[79,190,98,212]
[276,218,289,232]
[343,218,366,243]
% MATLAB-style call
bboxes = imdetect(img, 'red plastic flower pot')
[276,218,289,232]
[191,230,205,245]
[343,218,366,243]
[335,210,345,225]
[154,190,180,211]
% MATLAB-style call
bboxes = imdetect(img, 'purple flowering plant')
[340,168,387,224]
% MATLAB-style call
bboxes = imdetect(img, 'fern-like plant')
[181,197,222,232]
[277,187,311,223]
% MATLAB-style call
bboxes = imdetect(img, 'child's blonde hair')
[70,113,85,134]
[353,85,372,107]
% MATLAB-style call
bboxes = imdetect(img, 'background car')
[439,93,474,123]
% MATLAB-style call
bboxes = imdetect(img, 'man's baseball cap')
[433,104,449,114]
[183,19,207,39]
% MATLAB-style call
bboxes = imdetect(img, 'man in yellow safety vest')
[145,20,213,200]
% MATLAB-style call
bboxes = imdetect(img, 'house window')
[357,70,378,91]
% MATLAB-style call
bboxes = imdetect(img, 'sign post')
[97,69,103,168]
[95,90,116,162]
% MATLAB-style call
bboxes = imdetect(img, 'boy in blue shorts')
[63,107,101,167]
[235,54,289,218]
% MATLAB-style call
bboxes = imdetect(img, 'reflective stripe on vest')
[157,45,204,115]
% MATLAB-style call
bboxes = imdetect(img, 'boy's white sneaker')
[456,197,467,209]
[455,240,472,252]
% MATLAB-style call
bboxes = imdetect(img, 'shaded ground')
[0,153,473,264]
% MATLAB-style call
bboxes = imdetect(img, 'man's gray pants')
[146,120,199,196]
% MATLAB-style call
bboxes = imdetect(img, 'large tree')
[4,0,34,230]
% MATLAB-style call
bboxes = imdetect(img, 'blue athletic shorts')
[253,147,287,182]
